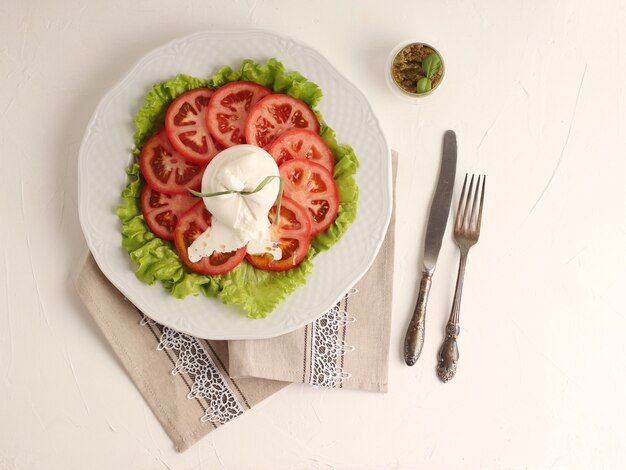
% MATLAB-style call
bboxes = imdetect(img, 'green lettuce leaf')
[117,59,358,318]
[220,250,316,319]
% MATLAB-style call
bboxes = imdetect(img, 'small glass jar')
[386,40,446,101]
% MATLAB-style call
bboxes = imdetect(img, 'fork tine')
[463,174,475,229]
[455,174,468,229]
[476,175,485,234]
[470,175,481,230]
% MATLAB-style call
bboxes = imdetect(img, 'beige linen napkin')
[76,153,396,451]
[77,258,288,451]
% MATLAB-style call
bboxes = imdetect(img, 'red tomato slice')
[246,197,311,272]
[165,88,222,165]
[244,94,320,148]
[205,81,272,148]
[140,129,205,195]
[267,129,334,172]
[174,201,246,275]
[279,160,339,236]
[140,185,198,240]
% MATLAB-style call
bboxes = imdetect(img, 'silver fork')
[436,174,485,382]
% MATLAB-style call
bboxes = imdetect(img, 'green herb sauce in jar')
[391,43,444,95]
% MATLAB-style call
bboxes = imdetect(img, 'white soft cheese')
[188,145,282,262]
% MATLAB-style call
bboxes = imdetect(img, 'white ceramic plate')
[78,30,391,340]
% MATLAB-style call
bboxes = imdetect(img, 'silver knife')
[404,130,457,366]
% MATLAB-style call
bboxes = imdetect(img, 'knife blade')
[404,130,457,366]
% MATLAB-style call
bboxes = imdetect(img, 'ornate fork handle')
[437,248,468,382]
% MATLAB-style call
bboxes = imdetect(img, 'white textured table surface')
[2,1,625,468]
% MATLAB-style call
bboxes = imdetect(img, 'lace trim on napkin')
[309,289,357,388]
[140,316,245,424]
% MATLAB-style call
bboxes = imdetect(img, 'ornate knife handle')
[404,271,433,366]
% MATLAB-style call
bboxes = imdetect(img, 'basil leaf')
[422,53,441,79]
[417,77,432,94]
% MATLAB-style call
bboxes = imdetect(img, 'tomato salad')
[138,81,340,275]
[118,59,360,318]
